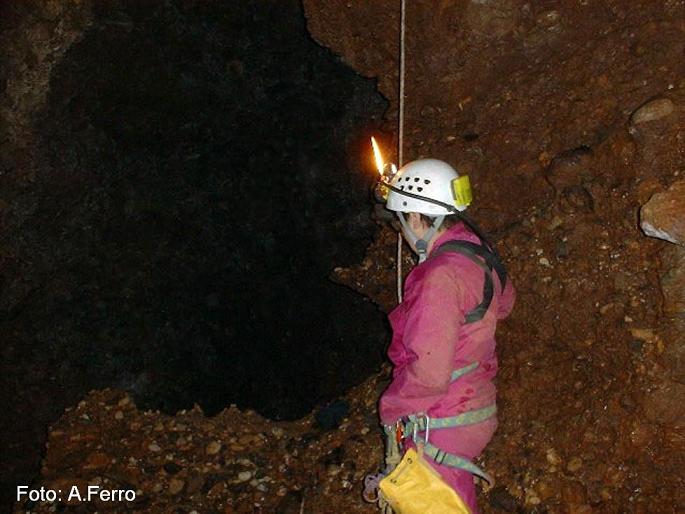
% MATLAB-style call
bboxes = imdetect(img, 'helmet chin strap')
[397,213,445,263]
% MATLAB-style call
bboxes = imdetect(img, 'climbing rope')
[398,0,406,168]
[397,233,403,303]
[396,0,406,304]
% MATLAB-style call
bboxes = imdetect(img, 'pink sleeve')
[388,264,465,418]
[496,278,516,320]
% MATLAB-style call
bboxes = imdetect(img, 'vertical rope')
[397,233,403,303]
[398,0,406,169]
[396,0,407,304]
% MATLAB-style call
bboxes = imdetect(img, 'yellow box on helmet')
[451,175,472,208]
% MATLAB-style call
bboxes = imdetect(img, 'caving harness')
[363,238,507,514]
[364,364,497,514]
[384,362,497,479]
[434,238,508,323]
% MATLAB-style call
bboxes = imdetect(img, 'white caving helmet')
[386,158,468,214]
[385,158,470,262]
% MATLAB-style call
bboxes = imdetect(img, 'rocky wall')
[1,1,93,507]
[0,0,92,182]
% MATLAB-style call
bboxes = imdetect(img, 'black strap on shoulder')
[432,239,508,324]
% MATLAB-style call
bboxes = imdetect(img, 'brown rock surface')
[631,98,676,125]
[630,90,685,179]
[0,0,92,183]
[641,180,685,245]
[660,244,685,317]
[642,380,685,425]
[661,319,685,384]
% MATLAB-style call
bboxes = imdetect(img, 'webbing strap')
[432,239,507,323]
[405,404,496,433]
[422,443,495,484]
[397,213,445,264]
[450,361,479,382]
[383,425,401,473]
[450,240,507,287]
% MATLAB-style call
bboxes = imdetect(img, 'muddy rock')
[630,97,676,126]
[536,9,562,32]
[545,448,562,466]
[82,451,110,471]
[167,478,185,495]
[302,0,399,111]
[12,384,386,512]
[488,486,518,511]
[641,379,685,424]
[465,0,521,38]
[205,440,222,455]
[660,244,685,317]
[661,319,685,384]
[567,504,593,514]
[630,88,685,176]
[275,490,303,514]
[636,177,666,205]
[545,147,593,192]
[0,0,93,151]
[560,185,594,214]
[641,180,685,245]
[566,456,583,473]
[561,481,588,505]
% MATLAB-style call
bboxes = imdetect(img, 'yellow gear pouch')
[378,448,471,514]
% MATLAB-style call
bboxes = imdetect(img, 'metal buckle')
[412,413,430,445]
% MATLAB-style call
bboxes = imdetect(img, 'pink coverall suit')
[379,222,516,513]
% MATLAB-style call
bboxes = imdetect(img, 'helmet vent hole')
[414,177,420,182]
[407,185,413,190]
[404,177,410,181]
[403,201,407,206]
[424,179,431,184]
[417,187,423,192]
[400,185,405,190]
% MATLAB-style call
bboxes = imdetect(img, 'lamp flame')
[371,136,385,177]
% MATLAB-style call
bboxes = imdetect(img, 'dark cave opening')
[4,0,390,441]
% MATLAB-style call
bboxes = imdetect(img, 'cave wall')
[0,1,94,505]
[0,0,93,181]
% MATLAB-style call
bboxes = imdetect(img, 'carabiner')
[412,413,430,445]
